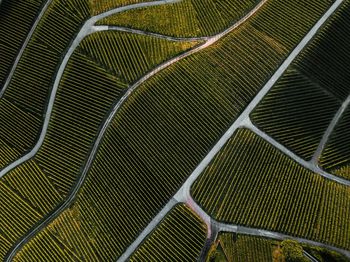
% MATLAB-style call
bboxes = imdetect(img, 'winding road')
[118,0,350,260]
[0,0,53,97]
[2,0,350,260]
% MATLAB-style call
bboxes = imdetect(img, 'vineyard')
[0,0,349,260]
[207,233,275,262]
[130,204,207,261]
[320,108,350,180]
[0,31,194,259]
[192,128,350,250]
[251,1,350,160]
[97,0,259,37]
[3,0,338,259]
[0,0,45,88]
[0,0,91,171]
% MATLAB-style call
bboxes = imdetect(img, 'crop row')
[0,0,45,88]
[0,0,91,171]
[78,31,197,84]
[9,0,335,259]
[251,67,340,160]
[90,0,157,16]
[130,204,207,261]
[251,1,350,161]
[0,31,195,259]
[97,0,259,37]
[191,128,350,250]
[207,233,275,262]
[320,108,350,180]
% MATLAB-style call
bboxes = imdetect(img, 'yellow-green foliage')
[98,0,259,37]
[207,233,275,262]
[90,0,156,15]
[192,129,350,250]
[0,0,46,87]
[130,204,207,261]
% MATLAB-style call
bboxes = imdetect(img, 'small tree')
[281,240,308,262]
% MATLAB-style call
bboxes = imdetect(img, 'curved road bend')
[121,0,347,260]
[311,94,350,165]
[0,0,182,180]
[9,0,269,260]
[0,0,53,97]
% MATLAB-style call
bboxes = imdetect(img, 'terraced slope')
[98,0,259,37]
[10,0,338,260]
[320,108,350,180]
[0,32,195,259]
[207,233,276,262]
[251,1,350,160]
[192,128,350,250]
[0,0,91,170]
[0,0,46,89]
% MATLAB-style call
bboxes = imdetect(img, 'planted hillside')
[207,233,275,262]
[11,0,337,260]
[0,0,46,89]
[320,108,350,180]
[130,204,207,261]
[90,0,157,15]
[0,0,91,170]
[191,128,350,250]
[14,204,207,261]
[0,31,194,259]
[251,1,350,160]
[97,0,259,37]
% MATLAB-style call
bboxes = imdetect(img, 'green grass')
[0,0,46,88]
[207,233,276,262]
[0,31,194,259]
[192,128,350,250]
[97,0,259,37]
[130,204,207,261]
[4,0,335,259]
[320,108,350,180]
[251,1,350,161]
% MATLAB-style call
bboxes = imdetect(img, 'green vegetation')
[0,31,194,259]
[90,0,156,15]
[130,204,207,261]
[191,128,350,250]
[14,204,207,261]
[281,240,307,262]
[207,233,275,262]
[0,0,46,88]
[0,0,91,170]
[302,243,350,262]
[320,108,350,180]
[6,0,335,259]
[97,0,259,37]
[251,1,350,160]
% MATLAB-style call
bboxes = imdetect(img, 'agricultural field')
[0,0,46,89]
[320,108,350,180]
[192,128,350,250]
[0,29,195,259]
[97,0,259,37]
[1,0,350,261]
[251,1,350,160]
